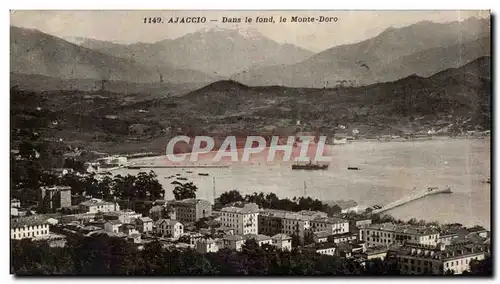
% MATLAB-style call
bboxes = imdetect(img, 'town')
[10,156,491,275]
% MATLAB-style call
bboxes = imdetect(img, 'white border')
[2,1,498,284]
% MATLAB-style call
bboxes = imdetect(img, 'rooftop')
[304,242,337,251]
[313,230,332,239]
[170,198,210,205]
[137,217,153,223]
[222,203,259,214]
[311,217,349,224]
[40,185,71,191]
[272,233,292,241]
[394,243,488,261]
[243,234,272,242]
[366,222,438,235]
[11,215,50,228]
[80,198,114,207]
[224,235,244,241]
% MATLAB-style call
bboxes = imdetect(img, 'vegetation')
[172,181,197,200]
[11,236,397,276]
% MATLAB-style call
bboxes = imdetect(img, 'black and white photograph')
[9,10,492,276]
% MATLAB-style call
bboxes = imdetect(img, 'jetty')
[372,187,452,214]
[126,165,230,169]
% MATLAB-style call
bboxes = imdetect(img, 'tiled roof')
[11,216,50,228]
[224,235,244,241]
[80,198,114,207]
[222,203,259,214]
[244,234,272,242]
[311,217,348,224]
[313,230,332,238]
[272,233,292,241]
[138,217,153,223]
[366,222,438,235]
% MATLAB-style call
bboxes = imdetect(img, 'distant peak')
[199,26,265,40]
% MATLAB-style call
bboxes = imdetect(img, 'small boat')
[347,167,360,170]
[127,166,141,169]
[186,171,193,173]
[176,174,181,176]
[198,173,209,176]
[177,177,188,181]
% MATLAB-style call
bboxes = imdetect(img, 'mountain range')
[11,16,490,90]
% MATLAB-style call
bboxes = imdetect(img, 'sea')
[114,138,491,229]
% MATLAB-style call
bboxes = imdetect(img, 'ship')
[292,161,329,170]
[198,173,209,176]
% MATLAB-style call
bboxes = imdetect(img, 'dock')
[126,165,230,169]
[372,187,452,214]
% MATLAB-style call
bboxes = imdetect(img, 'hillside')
[232,17,490,87]
[10,57,490,155]
[10,26,217,84]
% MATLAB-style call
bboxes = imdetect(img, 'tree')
[172,181,197,200]
[219,190,244,205]
[468,256,492,276]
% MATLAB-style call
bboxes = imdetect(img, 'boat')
[176,174,181,176]
[186,171,193,174]
[198,173,209,176]
[291,161,328,170]
[127,166,141,169]
[177,177,188,181]
[347,167,360,170]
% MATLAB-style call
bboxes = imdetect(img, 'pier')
[372,187,452,214]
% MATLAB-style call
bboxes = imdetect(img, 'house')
[303,242,337,256]
[79,198,120,213]
[244,234,273,246]
[272,234,292,251]
[11,216,50,240]
[196,238,220,253]
[313,231,331,243]
[149,205,166,221]
[364,246,389,260]
[135,217,154,233]
[104,220,123,233]
[310,217,350,235]
[39,186,72,211]
[389,243,489,275]
[223,235,246,251]
[155,219,183,239]
[467,226,489,238]
[360,223,439,248]
[221,203,259,235]
[121,224,139,236]
[11,199,21,208]
[167,198,212,223]
[127,233,142,244]
[103,210,141,224]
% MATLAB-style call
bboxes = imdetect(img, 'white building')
[135,217,154,233]
[11,216,50,240]
[79,198,120,214]
[223,235,246,251]
[361,223,440,248]
[11,199,21,208]
[272,234,292,251]
[104,220,123,233]
[196,238,220,254]
[155,219,184,239]
[221,203,259,235]
[244,234,273,246]
[310,217,350,235]
[103,210,141,224]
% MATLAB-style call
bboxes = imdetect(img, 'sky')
[10,10,490,52]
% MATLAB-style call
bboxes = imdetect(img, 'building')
[360,223,440,248]
[11,199,21,208]
[39,186,72,211]
[243,234,273,246]
[135,217,154,233]
[313,231,331,243]
[149,205,167,221]
[389,243,489,275]
[271,234,292,251]
[310,217,350,235]
[364,246,389,260]
[303,242,337,256]
[11,216,50,240]
[155,219,184,239]
[103,210,141,224]
[79,198,120,213]
[121,224,139,236]
[168,198,212,223]
[127,233,142,244]
[467,226,489,238]
[223,235,246,251]
[221,203,259,235]
[196,238,220,254]
[104,220,123,233]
